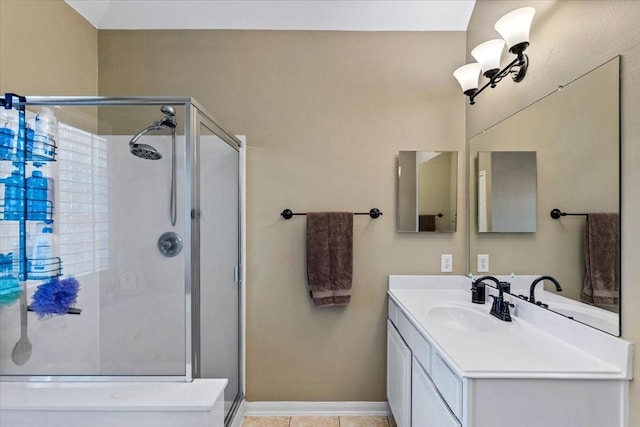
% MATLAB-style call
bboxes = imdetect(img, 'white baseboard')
[244,401,390,417]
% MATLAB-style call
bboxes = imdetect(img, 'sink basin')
[427,305,495,333]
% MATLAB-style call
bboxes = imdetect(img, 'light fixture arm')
[468,53,529,105]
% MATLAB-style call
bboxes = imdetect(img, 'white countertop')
[388,276,632,380]
[0,379,228,411]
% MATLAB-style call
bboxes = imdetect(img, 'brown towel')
[306,212,353,307]
[419,215,436,232]
[580,213,619,305]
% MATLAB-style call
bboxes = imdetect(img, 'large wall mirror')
[468,56,620,335]
[398,151,457,233]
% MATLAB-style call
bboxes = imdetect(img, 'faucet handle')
[501,301,515,321]
[535,301,549,309]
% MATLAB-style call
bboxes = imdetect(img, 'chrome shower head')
[160,105,177,128]
[161,105,175,117]
[129,123,164,160]
[128,104,177,159]
[131,143,163,160]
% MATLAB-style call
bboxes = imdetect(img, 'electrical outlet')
[441,254,453,273]
[477,254,489,272]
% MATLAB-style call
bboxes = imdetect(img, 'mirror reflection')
[468,57,620,335]
[397,151,457,233]
[477,151,537,233]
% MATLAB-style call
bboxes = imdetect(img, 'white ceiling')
[64,0,475,31]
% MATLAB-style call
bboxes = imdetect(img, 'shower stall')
[0,96,244,426]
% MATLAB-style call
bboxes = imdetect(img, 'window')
[56,123,109,276]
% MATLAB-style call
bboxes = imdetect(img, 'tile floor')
[241,415,397,427]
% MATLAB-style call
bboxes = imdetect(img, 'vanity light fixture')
[453,7,535,105]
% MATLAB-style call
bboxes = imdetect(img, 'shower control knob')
[158,232,183,257]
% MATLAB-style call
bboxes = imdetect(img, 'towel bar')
[550,208,588,219]
[281,208,382,220]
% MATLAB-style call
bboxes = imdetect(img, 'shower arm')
[129,123,165,148]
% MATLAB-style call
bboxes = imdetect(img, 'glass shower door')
[193,108,242,424]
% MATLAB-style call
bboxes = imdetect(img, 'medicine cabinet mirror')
[468,56,620,335]
[397,151,457,233]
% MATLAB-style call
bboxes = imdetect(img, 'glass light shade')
[471,39,505,76]
[494,7,535,52]
[453,63,481,94]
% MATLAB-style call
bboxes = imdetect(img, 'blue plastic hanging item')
[24,127,34,160]
[0,253,20,306]
[0,127,15,160]
[0,108,17,160]
[0,277,20,306]
[2,169,25,220]
[31,225,53,272]
[30,276,80,318]
[26,170,48,221]
[32,107,57,161]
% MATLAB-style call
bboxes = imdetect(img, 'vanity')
[387,275,632,427]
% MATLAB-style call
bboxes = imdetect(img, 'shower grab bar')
[550,208,588,219]
[281,208,382,220]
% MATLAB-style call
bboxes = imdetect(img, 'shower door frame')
[0,97,245,387]
[189,104,245,424]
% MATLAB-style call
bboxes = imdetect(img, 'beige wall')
[0,0,97,96]
[98,30,466,400]
[468,0,640,423]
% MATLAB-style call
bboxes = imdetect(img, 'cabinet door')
[387,320,411,427]
[412,357,461,427]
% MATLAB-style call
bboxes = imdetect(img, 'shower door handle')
[234,265,242,284]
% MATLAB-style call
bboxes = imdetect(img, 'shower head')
[131,143,162,160]
[160,105,177,128]
[161,105,175,117]
[129,123,164,160]
[128,105,177,159]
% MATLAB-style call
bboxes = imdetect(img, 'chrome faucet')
[529,275,563,307]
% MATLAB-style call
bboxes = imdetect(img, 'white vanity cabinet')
[387,290,631,427]
[388,300,462,427]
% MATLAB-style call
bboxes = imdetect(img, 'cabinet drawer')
[412,357,462,427]
[388,299,399,328]
[398,312,431,375]
[431,351,463,420]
